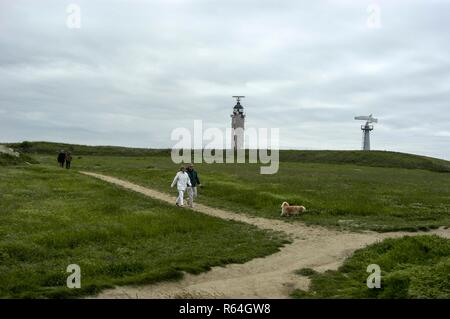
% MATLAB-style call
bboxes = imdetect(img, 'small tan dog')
[280,202,306,217]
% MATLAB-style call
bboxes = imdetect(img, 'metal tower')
[231,96,246,150]
[354,114,378,151]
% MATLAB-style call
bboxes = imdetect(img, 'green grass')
[0,164,288,298]
[280,150,450,173]
[32,149,450,232]
[8,141,450,172]
[6,141,170,157]
[291,235,450,299]
[0,153,38,166]
[2,142,450,299]
[295,268,318,277]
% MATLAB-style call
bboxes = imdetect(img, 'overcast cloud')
[0,0,449,159]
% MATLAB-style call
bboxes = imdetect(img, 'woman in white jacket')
[171,166,192,207]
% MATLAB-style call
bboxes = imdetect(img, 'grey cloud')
[0,0,449,160]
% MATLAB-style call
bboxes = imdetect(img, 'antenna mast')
[354,114,378,151]
[232,96,245,103]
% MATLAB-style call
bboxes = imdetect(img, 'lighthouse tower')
[231,96,246,150]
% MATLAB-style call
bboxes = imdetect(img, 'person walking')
[186,163,201,208]
[57,150,65,168]
[65,152,73,169]
[171,166,191,207]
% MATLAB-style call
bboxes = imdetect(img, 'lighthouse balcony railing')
[361,125,374,130]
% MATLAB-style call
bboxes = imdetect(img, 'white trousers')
[187,187,197,207]
[176,190,185,206]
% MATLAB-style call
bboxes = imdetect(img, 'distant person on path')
[65,152,73,169]
[171,166,191,207]
[57,150,65,168]
[186,163,201,208]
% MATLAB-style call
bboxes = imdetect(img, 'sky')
[0,0,449,160]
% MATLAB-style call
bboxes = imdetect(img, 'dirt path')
[80,171,450,299]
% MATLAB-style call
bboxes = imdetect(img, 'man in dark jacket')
[57,150,65,168]
[186,163,201,208]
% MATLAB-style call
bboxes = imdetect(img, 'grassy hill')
[5,141,450,231]
[0,153,24,166]
[0,153,38,166]
[292,235,450,298]
[2,141,450,298]
[280,150,450,173]
[0,165,287,298]
[6,141,170,157]
[6,141,450,173]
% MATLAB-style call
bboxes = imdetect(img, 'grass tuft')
[291,235,450,299]
[295,268,318,277]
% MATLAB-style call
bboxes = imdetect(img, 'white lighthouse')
[231,96,246,150]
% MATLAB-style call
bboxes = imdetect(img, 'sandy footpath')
[80,171,450,299]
